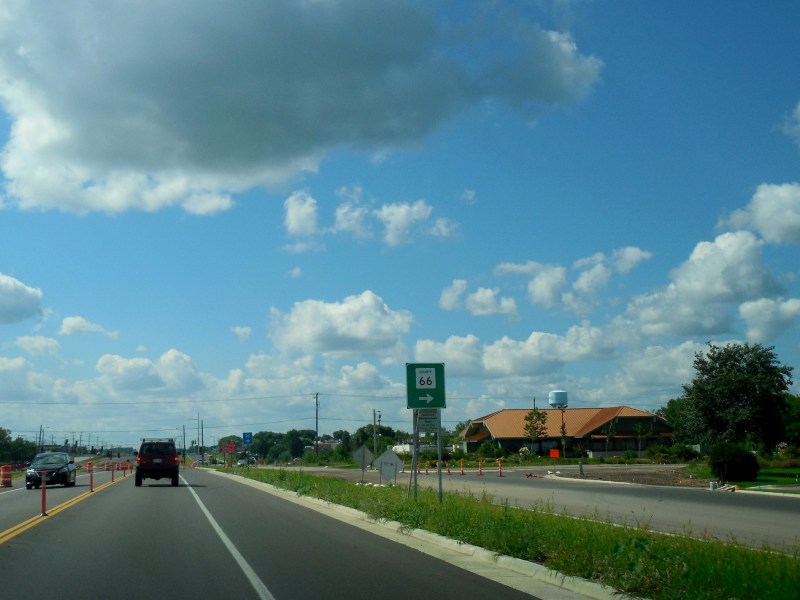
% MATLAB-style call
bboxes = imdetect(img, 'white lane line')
[184,476,276,600]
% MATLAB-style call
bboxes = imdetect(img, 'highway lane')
[0,467,124,534]
[0,467,597,600]
[300,464,800,552]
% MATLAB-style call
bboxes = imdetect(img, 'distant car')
[236,459,246,467]
[135,438,179,487]
[26,452,77,489]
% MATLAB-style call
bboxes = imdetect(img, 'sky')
[1,1,799,450]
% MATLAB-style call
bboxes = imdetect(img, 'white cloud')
[284,190,319,236]
[723,183,800,244]
[627,231,783,336]
[96,355,163,391]
[527,265,568,307]
[439,279,468,311]
[333,198,372,239]
[59,316,119,338]
[465,287,518,317]
[374,200,433,246]
[612,246,653,273]
[563,262,612,315]
[15,335,60,356]
[739,298,800,342]
[0,2,601,214]
[232,326,252,342]
[95,349,203,393]
[269,291,412,357]
[782,101,800,146]
[0,273,42,324]
[0,355,48,401]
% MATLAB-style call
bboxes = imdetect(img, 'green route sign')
[406,363,445,409]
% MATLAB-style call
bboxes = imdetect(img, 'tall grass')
[231,467,799,600]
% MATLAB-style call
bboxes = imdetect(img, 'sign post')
[406,363,445,503]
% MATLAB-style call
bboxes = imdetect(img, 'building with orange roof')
[460,406,673,458]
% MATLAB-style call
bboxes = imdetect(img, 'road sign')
[406,363,445,409]
[352,445,374,470]
[417,408,441,433]
[243,432,253,446]
[373,449,403,481]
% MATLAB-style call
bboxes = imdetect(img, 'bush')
[476,441,503,459]
[708,443,760,482]
[646,443,700,462]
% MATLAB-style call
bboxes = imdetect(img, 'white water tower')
[548,390,568,409]
[549,390,568,456]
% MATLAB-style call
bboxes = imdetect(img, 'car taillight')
[173,456,179,464]
[136,456,141,464]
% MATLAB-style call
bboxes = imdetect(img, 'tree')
[680,343,793,451]
[523,407,548,454]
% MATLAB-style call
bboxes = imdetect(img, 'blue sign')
[243,432,253,446]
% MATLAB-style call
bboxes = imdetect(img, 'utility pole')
[315,393,319,454]
[373,409,382,457]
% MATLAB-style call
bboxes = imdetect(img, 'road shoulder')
[205,468,633,600]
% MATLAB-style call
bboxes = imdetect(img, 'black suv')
[135,438,179,487]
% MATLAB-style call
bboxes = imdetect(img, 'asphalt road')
[301,463,800,552]
[0,466,610,600]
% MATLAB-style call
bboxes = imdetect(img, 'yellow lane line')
[0,476,125,545]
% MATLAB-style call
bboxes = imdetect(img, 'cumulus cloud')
[95,349,203,393]
[628,231,783,336]
[374,200,433,246]
[465,287,518,317]
[0,2,601,214]
[612,246,653,274]
[15,335,60,356]
[782,101,800,146]
[415,320,615,380]
[59,316,119,338]
[269,290,412,357]
[739,298,800,342]
[333,186,372,239]
[0,355,46,401]
[0,273,42,324]
[723,183,800,244]
[439,279,468,311]
[232,326,252,342]
[284,190,319,236]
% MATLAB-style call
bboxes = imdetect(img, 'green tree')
[523,406,548,454]
[656,397,693,444]
[680,343,793,451]
[332,429,351,453]
[782,394,800,447]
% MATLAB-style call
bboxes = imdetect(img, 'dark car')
[26,452,77,489]
[135,438,179,487]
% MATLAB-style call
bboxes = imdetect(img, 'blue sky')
[1,1,799,450]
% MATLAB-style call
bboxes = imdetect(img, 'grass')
[224,466,799,600]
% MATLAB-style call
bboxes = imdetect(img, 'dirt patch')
[557,467,714,488]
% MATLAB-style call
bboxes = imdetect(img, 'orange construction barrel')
[0,465,12,487]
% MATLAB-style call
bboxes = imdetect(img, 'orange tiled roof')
[464,406,663,440]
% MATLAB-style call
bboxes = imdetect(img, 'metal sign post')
[406,363,445,503]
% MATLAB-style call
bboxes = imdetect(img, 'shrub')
[708,443,760,482]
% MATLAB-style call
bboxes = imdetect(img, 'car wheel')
[26,483,32,490]
[171,474,179,487]
[135,473,142,487]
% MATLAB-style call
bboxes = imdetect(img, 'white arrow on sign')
[419,394,434,404]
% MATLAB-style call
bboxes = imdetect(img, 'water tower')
[548,390,568,456]
[548,390,568,409]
